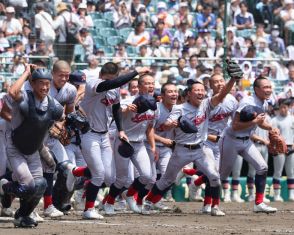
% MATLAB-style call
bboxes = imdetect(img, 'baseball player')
[247,121,270,202]
[0,66,63,227]
[271,99,294,202]
[79,62,150,219]
[142,61,241,216]
[188,73,238,213]
[219,76,278,213]
[104,74,157,215]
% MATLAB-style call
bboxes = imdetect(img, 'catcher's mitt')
[226,59,243,80]
[268,130,287,156]
[49,121,72,146]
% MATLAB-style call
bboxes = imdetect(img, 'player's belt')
[183,143,202,150]
[236,136,250,141]
[254,141,264,145]
[91,129,108,134]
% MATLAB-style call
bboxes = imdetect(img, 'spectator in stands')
[82,54,100,80]
[186,35,198,56]
[151,20,172,45]
[21,25,31,49]
[174,2,193,28]
[2,6,22,37]
[198,28,215,51]
[34,39,52,56]
[72,0,82,13]
[268,25,286,57]
[184,54,198,79]
[53,2,82,63]
[130,0,145,20]
[213,63,222,74]
[11,52,25,77]
[126,20,150,48]
[136,5,153,28]
[77,3,94,28]
[25,32,37,55]
[150,35,168,58]
[35,2,56,55]
[234,2,255,30]
[256,37,272,59]
[13,39,24,54]
[151,1,174,28]
[208,36,224,58]
[196,4,216,30]
[283,66,294,96]
[86,0,96,13]
[231,37,246,58]
[174,20,193,48]
[79,28,93,57]
[251,24,269,44]
[113,1,133,29]
[0,29,9,52]
[169,38,181,59]
[114,43,131,66]
[170,57,190,84]
[137,45,153,66]
[230,0,241,23]
[280,0,294,45]
[269,61,287,81]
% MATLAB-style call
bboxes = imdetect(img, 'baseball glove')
[268,130,288,156]
[226,59,243,80]
[49,121,71,146]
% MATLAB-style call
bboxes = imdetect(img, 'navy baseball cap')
[133,94,157,114]
[118,138,134,158]
[239,105,264,122]
[178,116,198,133]
[69,71,86,85]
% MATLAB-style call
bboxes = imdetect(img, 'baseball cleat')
[263,197,270,203]
[114,199,127,211]
[165,190,175,202]
[126,196,141,213]
[153,200,170,211]
[14,216,38,228]
[211,206,225,216]
[231,191,245,203]
[253,203,277,213]
[223,189,231,203]
[200,204,212,214]
[29,211,44,222]
[104,203,116,215]
[43,205,64,218]
[0,179,8,195]
[82,208,104,219]
[273,195,284,202]
[247,194,255,202]
[1,207,15,217]
[141,200,153,215]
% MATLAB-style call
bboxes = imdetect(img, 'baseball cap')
[157,1,167,9]
[239,105,264,122]
[78,3,87,9]
[6,6,15,13]
[118,138,134,158]
[132,94,157,113]
[178,116,198,133]
[179,2,188,8]
[284,0,293,4]
[32,68,52,81]
[69,71,86,85]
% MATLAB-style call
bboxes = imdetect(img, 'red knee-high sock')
[194,175,205,186]
[72,166,87,177]
[204,196,212,206]
[145,191,162,204]
[44,195,52,209]
[255,192,264,205]
[126,185,137,197]
[183,168,197,176]
[106,195,116,205]
[102,194,109,205]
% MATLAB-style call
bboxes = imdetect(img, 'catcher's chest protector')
[12,91,62,155]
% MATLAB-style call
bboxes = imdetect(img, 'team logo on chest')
[193,113,206,125]
[101,96,116,106]
[209,112,231,122]
[132,113,155,123]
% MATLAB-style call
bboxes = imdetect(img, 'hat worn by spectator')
[69,71,86,85]
[56,2,68,14]
[157,1,167,10]
[118,138,134,158]
[132,94,157,114]
[239,105,264,122]
[284,0,293,5]
[78,3,87,9]
[6,6,15,13]
[179,2,189,8]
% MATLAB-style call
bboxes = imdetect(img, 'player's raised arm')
[211,60,243,107]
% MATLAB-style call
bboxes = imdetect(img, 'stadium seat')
[88,27,98,36]
[93,19,112,28]
[102,46,115,56]
[89,12,103,20]
[73,44,85,62]
[103,11,114,21]
[236,29,255,38]
[106,36,124,46]
[93,36,106,47]
[126,46,137,56]
[119,28,133,40]
[99,28,118,37]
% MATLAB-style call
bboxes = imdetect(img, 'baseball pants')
[273,153,294,179]
[80,131,115,187]
[65,143,86,167]
[248,144,268,178]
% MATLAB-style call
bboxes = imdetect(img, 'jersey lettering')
[101,97,116,106]
[209,112,231,122]
[131,113,155,123]
[194,114,206,125]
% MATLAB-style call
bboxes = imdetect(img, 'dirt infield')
[0,202,294,235]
